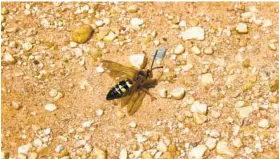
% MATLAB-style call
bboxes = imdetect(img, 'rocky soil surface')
[1,2,279,159]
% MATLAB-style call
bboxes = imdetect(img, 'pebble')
[55,144,64,153]
[191,101,208,114]
[17,154,27,159]
[11,101,22,110]
[216,141,234,157]
[129,121,137,128]
[129,53,147,69]
[53,92,63,101]
[18,144,31,155]
[262,19,272,27]
[179,20,187,27]
[28,152,38,159]
[103,31,117,42]
[94,147,107,159]
[3,53,16,65]
[236,106,253,118]
[69,41,78,48]
[1,7,9,15]
[96,66,105,73]
[22,42,33,51]
[127,5,139,13]
[45,104,57,112]
[170,88,185,100]
[120,149,128,159]
[236,23,248,34]
[96,109,104,116]
[174,44,185,55]
[95,20,104,27]
[269,43,277,51]
[131,18,144,26]
[232,138,242,148]
[205,138,217,150]
[157,141,168,152]
[188,144,207,159]
[72,24,94,44]
[201,73,214,86]
[49,89,58,97]
[81,120,94,128]
[203,47,214,55]
[116,110,126,119]
[179,27,205,41]
[193,113,207,124]
[158,88,168,98]
[258,119,270,129]
[191,46,201,54]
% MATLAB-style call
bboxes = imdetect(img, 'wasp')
[102,50,163,115]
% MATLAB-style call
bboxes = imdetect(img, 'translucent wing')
[101,60,138,81]
[120,94,133,108]
[126,90,147,115]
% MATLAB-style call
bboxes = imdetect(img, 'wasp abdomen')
[106,79,133,100]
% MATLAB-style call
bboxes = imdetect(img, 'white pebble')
[158,88,168,98]
[69,41,78,48]
[74,48,83,57]
[55,144,64,153]
[95,20,104,27]
[201,73,214,86]
[129,121,137,128]
[3,53,16,64]
[191,46,201,54]
[232,138,242,148]
[216,141,234,157]
[236,23,248,34]
[131,18,144,26]
[205,138,217,150]
[157,141,167,152]
[170,88,185,100]
[45,104,57,112]
[258,119,270,129]
[81,120,94,128]
[18,144,31,155]
[236,106,253,118]
[49,89,58,97]
[174,44,185,55]
[188,144,207,159]
[129,53,146,69]
[179,27,205,41]
[22,42,33,51]
[96,109,104,116]
[120,149,128,159]
[191,101,208,114]
[96,66,105,73]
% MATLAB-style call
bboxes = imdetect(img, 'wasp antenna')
[150,50,158,71]
[151,66,163,71]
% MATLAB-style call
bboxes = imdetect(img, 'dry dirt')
[1,2,279,159]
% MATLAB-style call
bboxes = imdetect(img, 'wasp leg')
[140,88,156,102]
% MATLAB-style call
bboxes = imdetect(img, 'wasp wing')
[126,90,147,115]
[101,60,138,81]
[120,94,133,108]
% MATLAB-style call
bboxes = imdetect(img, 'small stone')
[235,101,245,108]
[116,110,126,119]
[158,88,168,98]
[103,31,117,42]
[189,145,207,159]
[131,18,144,26]
[201,73,214,86]
[55,144,64,153]
[72,24,94,44]
[262,19,273,27]
[49,89,58,97]
[18,144,31,155]
[141,151,153,159]
[3,53,16,65]
[95,20,104,27]
[17,154,27,159]
[193,113,207,124]
[191,101,208,114]
[69,42,78,48]
[22,42,33,51]
[269,43,277,51]
[96,66,105,73]
[241,12,253,19]
[81,120,94,128]
[96,109,104,116]
[179,27,205,41]
[58,149,69,158]
[53,92,63,101]
[179,20,187,27]
[129,53,147,69]
[237,106,253,118]
[216,141,234,157]
[153,40,160,46]
[232,138,242,148]
[205,138,217,150]
[120,149,128,159]
[236,23,248,34]
[258,119,270,129]
[94,147,107,159]
[28,152,38,159]
[127,5,139,13]
[191,46,201,54]
[157,141,168,152]
[45,104,57,112]
[11,101,22,110]
[203,47,214,55]
[174,44,185,55]
[129,121,137,128]
[170,88,185,100]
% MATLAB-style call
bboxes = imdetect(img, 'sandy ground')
[1,2,279,159]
